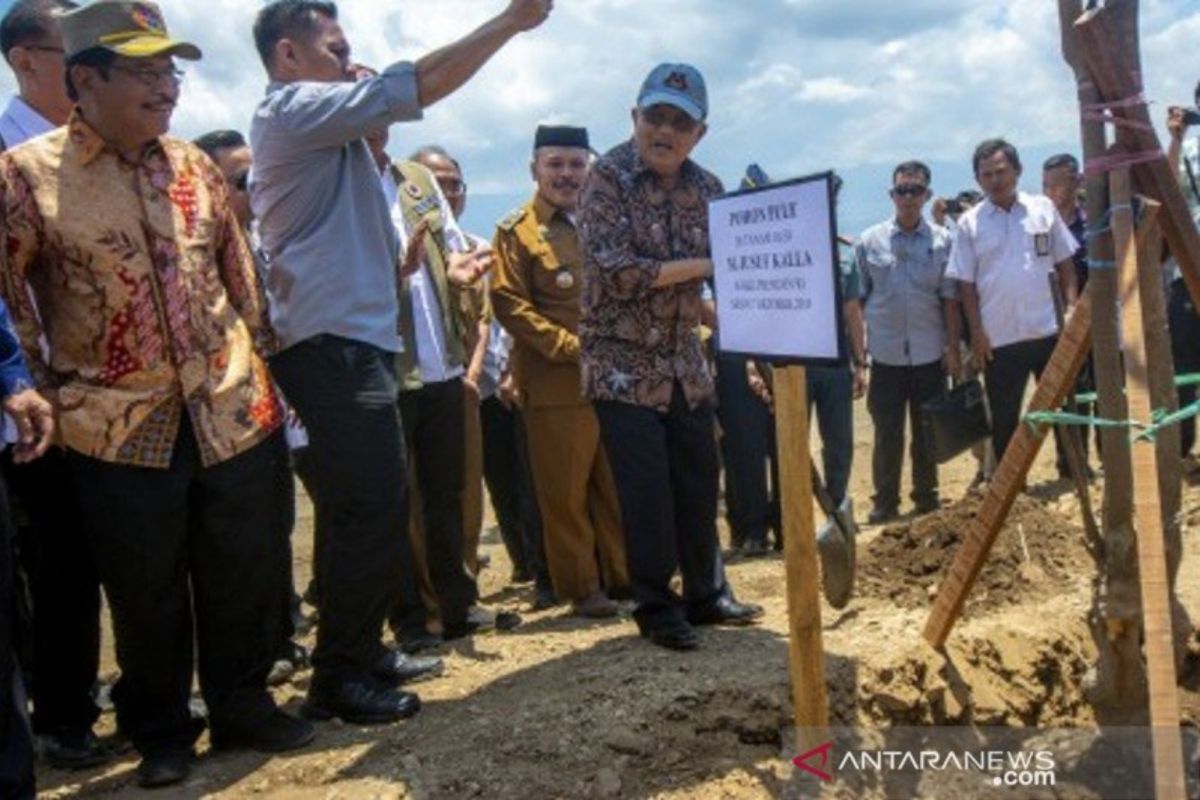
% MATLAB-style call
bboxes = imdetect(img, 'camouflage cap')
[60,0,201,61]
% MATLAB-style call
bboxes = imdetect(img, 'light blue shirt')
[856,218,955,367]
[249,62,423,353]
[0,96,54,150]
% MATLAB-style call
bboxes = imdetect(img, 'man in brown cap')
[492,125,629,618]
[0,1,312,787]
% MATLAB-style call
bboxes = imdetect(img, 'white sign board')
[709,173,844,364]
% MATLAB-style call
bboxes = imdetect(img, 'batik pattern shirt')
[0,113,281,468]
[578,139,723,411]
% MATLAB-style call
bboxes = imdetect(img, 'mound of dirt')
[856,493,1094,614]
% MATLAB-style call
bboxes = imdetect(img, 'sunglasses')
[891,184,928,198]
[232,171,249,192]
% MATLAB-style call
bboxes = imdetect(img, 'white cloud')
[0,0,1197,234]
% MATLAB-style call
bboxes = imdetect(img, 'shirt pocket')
[974,227,1004,263]
[1021,217,1054,268]
[864,249,895,296]
[530,246,578,304]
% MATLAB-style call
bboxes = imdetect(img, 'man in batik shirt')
[0,1,310,788]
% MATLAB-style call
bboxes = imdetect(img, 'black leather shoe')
[739,539,771,559]
[302,679,421,725]
[914,499,941,515]
[867,506,898,525]
[210,708,315,753]
[39,730,111,770]
[372,649,444,686]
[688,597,764,627]
[399,630,443,655]
[136,750,192,789]
[531,586,559,610]
[644,620,699,651]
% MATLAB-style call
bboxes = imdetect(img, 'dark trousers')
[270,335,406,683]
[1,477,34,800]
[807,366,854,505]
[480,396,547,585]
[715,354,777,547]
[1169,278,1200,456]
[984,335,1067,465]
[2,449,101,738]
[867,361,943,511]
[392,379,477,635]
[66,423,289,756]
[595,387,729,630]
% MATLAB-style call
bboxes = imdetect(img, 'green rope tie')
[1022,399,1200,443]
[1072,372,1200,406]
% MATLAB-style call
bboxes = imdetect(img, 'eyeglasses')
[890,184,928,198]
[639,106,700,134]
[110,65,185,87]
[232,171,249,192]
[439,179,467,198]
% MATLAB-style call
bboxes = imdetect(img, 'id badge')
[1034,233,1051,257]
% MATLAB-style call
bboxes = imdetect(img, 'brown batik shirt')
[578,138,723,412]
[0,113,282,468]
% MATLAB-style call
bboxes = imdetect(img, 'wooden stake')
[1111,170,1186,799]
[923,292,1094,648]
[774,365,828,750]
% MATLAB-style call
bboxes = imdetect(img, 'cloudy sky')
[1,0,1198,235]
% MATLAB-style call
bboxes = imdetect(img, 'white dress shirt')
[946,192,1078,350]
[0,96,54,150]
[383,167,470,384]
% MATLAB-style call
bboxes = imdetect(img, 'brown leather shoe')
[572,591,620,618]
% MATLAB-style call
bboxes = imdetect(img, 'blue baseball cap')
[637,63,708,122]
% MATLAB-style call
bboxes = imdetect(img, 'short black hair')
[1193,79,1200,105]
[972,138,1021,175]
[410,144,462,174]
[194,130,247,159]
[64,46,115,102]
[893,160,931,185]
[253,0,337,70]
[955,189,984,207]
[1,0,75,61]
[1042,153,1079,173]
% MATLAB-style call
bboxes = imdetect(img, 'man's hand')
[746,361,773,412]
[4,388,53,463]
[943,345,962,381]
[447,245,494,287]
[852,364,867,400]
[969,328,993,368]
[1168,106,1188,143]
[400,219,432,279]
[464,373,481,401]
[498,371,522,410]
[503,0,554,32]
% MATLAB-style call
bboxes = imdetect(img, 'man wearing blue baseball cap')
[578,63,763,651]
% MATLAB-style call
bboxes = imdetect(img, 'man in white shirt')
[0,0,109,773]
[946,139,1079,468]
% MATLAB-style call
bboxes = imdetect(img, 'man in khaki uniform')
[492,125,628,618]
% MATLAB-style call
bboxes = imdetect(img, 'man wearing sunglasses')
[0,0,315,787]
[579,63,762,652]
[853,161,956,524]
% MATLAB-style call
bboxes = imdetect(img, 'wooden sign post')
[1110,171,1186,800]
[774,365,828,749]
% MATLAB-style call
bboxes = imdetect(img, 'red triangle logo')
[792,740,834,782]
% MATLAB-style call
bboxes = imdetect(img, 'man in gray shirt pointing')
[249,0,553,726]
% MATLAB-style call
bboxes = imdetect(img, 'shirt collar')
[0,95,55,143]
[532,192,573,227]
[66,109,163,167]
[981,191,1032,217]
[888,216,931,238]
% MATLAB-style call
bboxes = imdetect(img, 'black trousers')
[67,422,289,756]
[2,448,101,739]
[271,335,408,684]
[1169,278,1200,456]
[480,396,547,585]
[595,386,729,630]
[867,361,943,511]
[392,379,477,635]
[984,336,1068,466]
[715,354,777,547]
[0,476,34,800]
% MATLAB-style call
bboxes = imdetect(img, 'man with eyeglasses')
[0,0,112,775]
[0,0,315,787]
[852,160,956,523]
[579,64,763,652]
